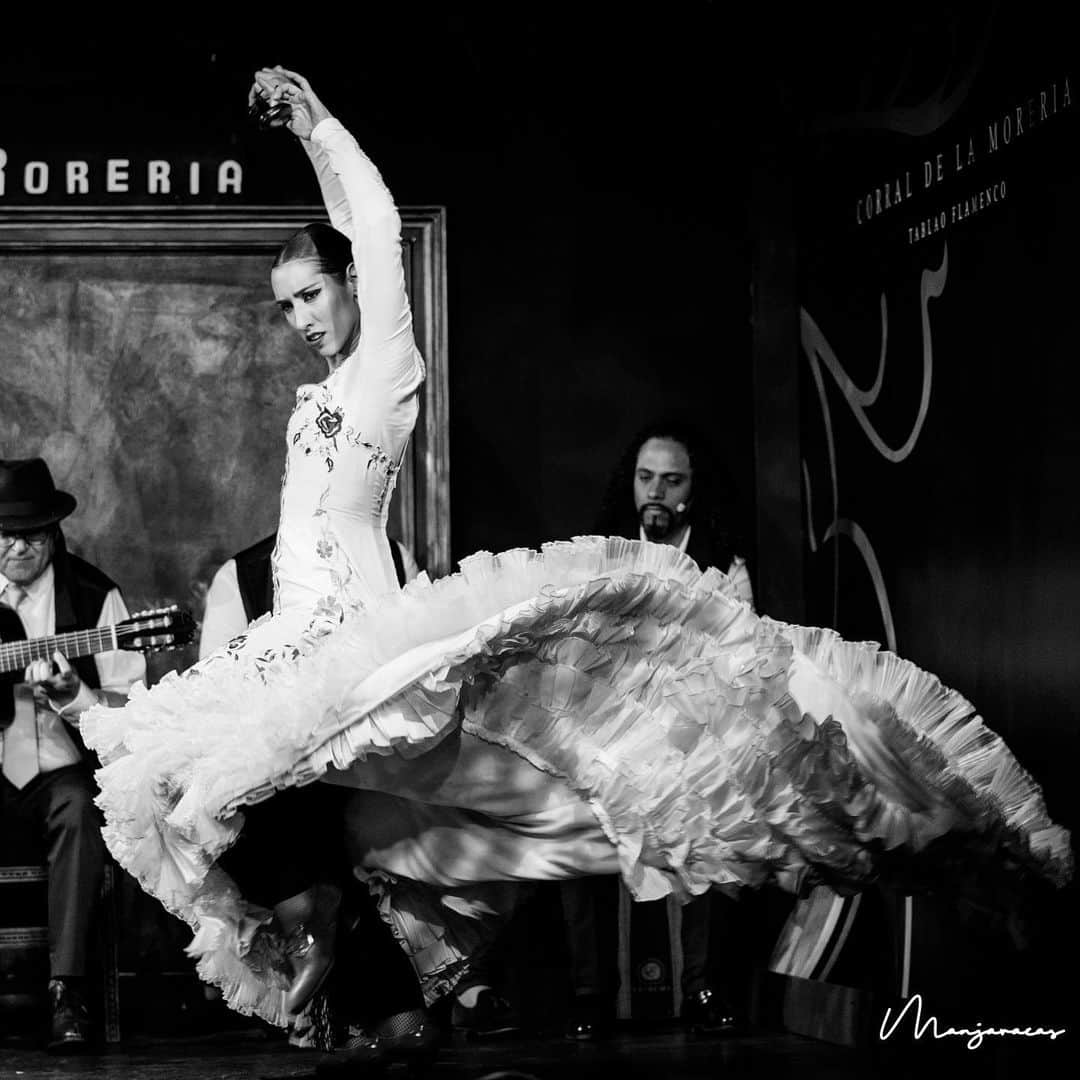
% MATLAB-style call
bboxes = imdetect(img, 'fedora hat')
[0,458,78,531]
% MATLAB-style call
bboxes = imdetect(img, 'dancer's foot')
[319,1011,440,1076]
[275,882,341,1017]
[314,1027,386,1076]
[374,1009,441,1073]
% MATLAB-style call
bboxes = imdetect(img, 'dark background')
[2,1,1077,1036]
[0,6,760,562]
[791,2,1080,1025]
[793,3,1080,841]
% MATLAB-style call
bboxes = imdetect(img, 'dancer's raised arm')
[250,66,350,235]
[252,67,422,396]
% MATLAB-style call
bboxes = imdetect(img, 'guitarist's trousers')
[0,763,105,977]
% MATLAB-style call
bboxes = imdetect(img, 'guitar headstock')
[117,605,197,653]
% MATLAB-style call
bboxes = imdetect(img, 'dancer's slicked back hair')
[273,223,353,279]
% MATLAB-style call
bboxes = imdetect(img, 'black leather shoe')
[563,993,612,1041]
[283,921,337,1018]
[378,1015,441,1070]
[451,989,521,1038]
[322,1014,441,1070]
[47,979,92,1054]
[276,883,341,1018]
[315,1027,388,1075]
[681,987,739,1035]
[316,1013,440,1076]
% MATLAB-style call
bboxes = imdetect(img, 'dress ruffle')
[81,536,1073,1027]
[779,622,1073,890]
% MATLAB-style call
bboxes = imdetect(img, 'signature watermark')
[880,993,1067,1051]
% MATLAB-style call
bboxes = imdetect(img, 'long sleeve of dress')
[301,136,353,240]
[274,117,426,609]
[306,118,424,403]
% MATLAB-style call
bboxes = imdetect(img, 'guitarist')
[0,458,146,1053]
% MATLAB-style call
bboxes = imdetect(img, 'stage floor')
[2,1025,1071,1079]
[0,1027,884,1079]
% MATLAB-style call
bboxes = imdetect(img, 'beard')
[638,503,677,541]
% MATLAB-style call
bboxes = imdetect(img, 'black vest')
[683,526,736,578]
[52,546,114,692]
[234,534,407,623]
[234,535,277,623]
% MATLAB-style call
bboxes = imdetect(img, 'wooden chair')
[0,860,122,1043]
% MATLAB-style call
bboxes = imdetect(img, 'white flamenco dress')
[83,120,1073,1031]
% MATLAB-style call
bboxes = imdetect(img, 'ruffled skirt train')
[81,537,1072,1028]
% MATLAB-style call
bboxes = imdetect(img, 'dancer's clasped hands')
[248,66,330,140]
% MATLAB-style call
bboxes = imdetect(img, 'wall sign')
[0,151,244,198]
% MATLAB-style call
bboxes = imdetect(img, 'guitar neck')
[0,626,117,676]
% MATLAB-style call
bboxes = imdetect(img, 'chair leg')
[100,862,121,1043]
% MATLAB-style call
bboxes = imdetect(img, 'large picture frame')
[0,206,450,630]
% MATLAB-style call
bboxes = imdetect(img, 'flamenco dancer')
[82,68,1073,1072]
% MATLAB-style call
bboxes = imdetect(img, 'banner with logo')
[797,13,1078,832]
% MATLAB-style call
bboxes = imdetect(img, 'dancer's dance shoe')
[316,1013,441,1076]
[275,882,342,1017]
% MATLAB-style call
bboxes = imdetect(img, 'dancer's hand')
[249,66,331,141]
[248,68,302,134]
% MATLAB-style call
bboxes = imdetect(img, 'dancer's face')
[634,438,692,542]
[271,258,360,364]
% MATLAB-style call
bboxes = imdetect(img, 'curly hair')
[594,419,747,569]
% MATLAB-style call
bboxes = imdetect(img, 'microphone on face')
[675,502,687,514]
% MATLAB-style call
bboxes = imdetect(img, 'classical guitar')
[0,604,197,680]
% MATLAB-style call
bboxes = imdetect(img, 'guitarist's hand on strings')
[25,650,87,713]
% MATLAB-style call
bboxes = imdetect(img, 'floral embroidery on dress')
[273,358,415,617]
[289,388,346,473]
[252,645,303,672]
[342,425,398,473]
[307,488,359,606]
[312,595,346,624]
[361,441,397,473]
[315,406,343,438]
[338,424,403,515]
